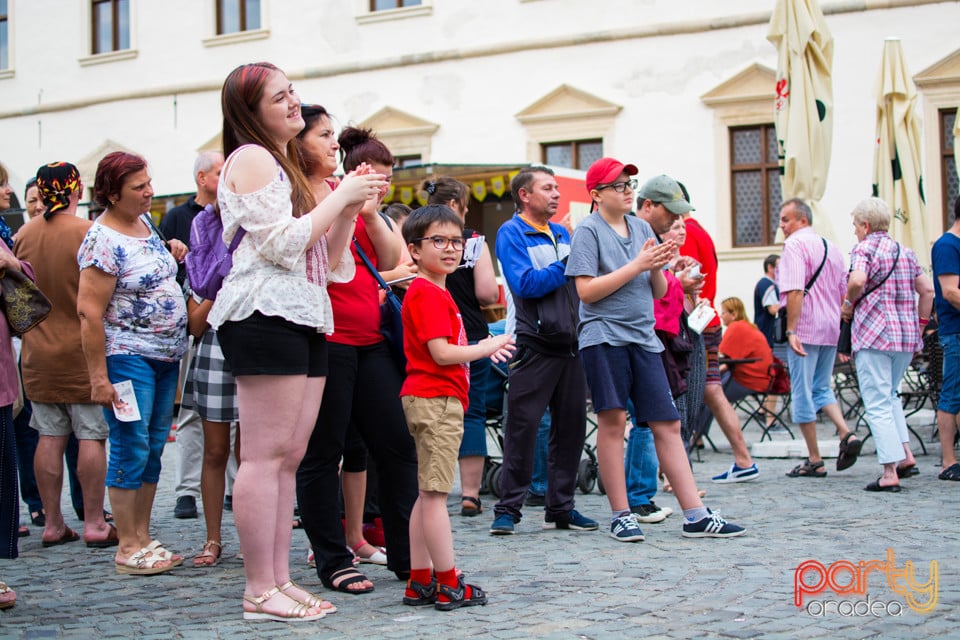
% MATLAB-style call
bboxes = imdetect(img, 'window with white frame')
[542,139,603,171]
[941,108,958,228]
[217,0,260,34]
[0,0,8,70]
[371,0,421,10]
[91,0,129,54]
[730,124,782,247]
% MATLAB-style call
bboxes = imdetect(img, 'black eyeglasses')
[415,236,465,251]
[597,179,638,193]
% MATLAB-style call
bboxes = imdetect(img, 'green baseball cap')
[637,174,695,215]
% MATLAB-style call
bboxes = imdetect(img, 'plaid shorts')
[182,329,239,423]
[702,326,722,386]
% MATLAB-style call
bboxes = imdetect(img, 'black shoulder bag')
[837,242,900,356]
[774,238,828,344]
[354,239,406,369]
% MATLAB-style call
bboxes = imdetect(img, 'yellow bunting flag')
[384,184,395,202]
[490,175,506,197]
[417,191,429,206]
[399,186,414,205]
[472,180,487,202]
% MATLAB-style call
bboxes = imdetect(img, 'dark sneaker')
[610,513,645,542]
[631,503,667,524]
[524,492,546,507]
[490,513,516,535]
[712,463,760,484]
[681,509,745,538]
[648,500,673,518]
[223,495,233,512]
[435,577,487,611]
[402,579,437,606]
[543,509,598,531]
[174,495,198,519]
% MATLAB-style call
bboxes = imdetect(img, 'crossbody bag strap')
[853,242,900,309]
[353,238,390,292]
[803,238,829,296]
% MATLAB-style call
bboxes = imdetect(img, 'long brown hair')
[220,62,316,217]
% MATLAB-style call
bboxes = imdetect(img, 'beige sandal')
[147,540,184,567]
[193,540,223,567]
[242,586,325,622]
[115,547,177,575]
[279,580,337,614]
[0,581,16,610]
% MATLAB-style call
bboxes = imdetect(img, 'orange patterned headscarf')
[36,162,81,220]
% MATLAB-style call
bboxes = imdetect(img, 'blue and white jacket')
[495,213,579,356]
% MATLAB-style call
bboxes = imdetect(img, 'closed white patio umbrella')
[872,37,930,270]
[767,0,834,240]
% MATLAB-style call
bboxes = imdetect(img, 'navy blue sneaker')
[543,509,598,531]
[610,513,645,542]
[490,513,516,535]
[712,462,760,484]
[681,509,745,538]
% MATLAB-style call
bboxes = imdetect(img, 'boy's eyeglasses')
[597,179,638,193]
[416,236,465,251]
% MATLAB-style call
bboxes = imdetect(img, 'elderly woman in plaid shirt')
[842,197,934,492]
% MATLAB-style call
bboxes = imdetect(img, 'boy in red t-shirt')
[399,204,514,611]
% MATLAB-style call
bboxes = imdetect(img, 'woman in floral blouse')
[77,151,189,575]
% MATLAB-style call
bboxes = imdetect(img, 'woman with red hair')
[209,63,385,622]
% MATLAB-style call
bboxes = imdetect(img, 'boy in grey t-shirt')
[566,159,745,542]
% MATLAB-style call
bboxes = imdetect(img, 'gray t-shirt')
[565,212,662,352]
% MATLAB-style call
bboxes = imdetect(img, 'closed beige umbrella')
[767,0,834,240]
[872,37,930,270]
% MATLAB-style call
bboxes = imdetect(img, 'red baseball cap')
[586,157,639,193]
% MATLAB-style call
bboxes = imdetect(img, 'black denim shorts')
[217,312,328,377]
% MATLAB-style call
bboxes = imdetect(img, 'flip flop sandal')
[786,459,827,478]
[865,478,902,492]
[460,496,482,517]
[279,580,337,614]
[18,525,29,538]
[896,464,919,479]
[192,540,223,567]
[836,433,863,471]
[324,567,374,594]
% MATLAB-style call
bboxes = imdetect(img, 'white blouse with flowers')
[207,145,353,333]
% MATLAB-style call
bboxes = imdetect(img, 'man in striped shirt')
[777,199,861,478]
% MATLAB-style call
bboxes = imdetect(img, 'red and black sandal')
[435,577,488,611]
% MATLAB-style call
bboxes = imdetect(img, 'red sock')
[405,568,433,598]
[435,567,471,602]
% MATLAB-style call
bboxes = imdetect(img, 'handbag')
[354,239,406,369]
[0,268,52,336]
[774,238,828,344]
[838,243,900,357]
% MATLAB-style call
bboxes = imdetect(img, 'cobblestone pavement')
[1,412,956,639]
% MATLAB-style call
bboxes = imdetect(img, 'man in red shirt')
[678,185,759,484]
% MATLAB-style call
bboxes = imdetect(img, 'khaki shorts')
[30,403,109,440]
[401,395,464,493]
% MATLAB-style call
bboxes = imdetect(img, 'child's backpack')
[185,203,245,300]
